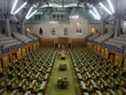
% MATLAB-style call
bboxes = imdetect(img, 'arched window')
[76,28,82,33]
[11,33,15,38]
[2,27,5,34]
[17,22,21,33]
[64,28,68,35]
[52,28,56,35]
[104,28,108,33]
[39,28,43,35]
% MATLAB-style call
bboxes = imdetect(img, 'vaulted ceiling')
[0,0,126,22]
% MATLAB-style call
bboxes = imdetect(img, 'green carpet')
[46,55,80,95]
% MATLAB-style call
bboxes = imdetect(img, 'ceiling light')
[69,15,79,19]
[25,4,38,20]
[26,6,34,18]
[36,12,43,15]
[49,21,58,24]
[11,0,18,14]
[99,2,112,15]
[64,3,77,8]
[49,3,62,8]
[13,2,27,15]
[92,6,101,19]
[89,10,101,20]
[107,0,115,13]
[26,10,37,20]
[40,3,83,8]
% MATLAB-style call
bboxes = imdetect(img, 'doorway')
[108,53,115,63]
[57,37,69,48]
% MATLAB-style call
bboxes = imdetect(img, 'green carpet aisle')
[46,54,80,95]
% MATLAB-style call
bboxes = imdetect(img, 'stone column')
[21,20,26,34]
[114,0,122,37]
[100,21,105,33]
[6,18,11,36]
[114,17,121,37]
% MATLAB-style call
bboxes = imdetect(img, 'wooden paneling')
[17,48,22,60]
[115,53,123,66]
[40,38,85,47]
[2,54,9,70]
[71,38,85,47]
[0,41,40,72]
[21,48,27,57]
[40,38,55,47]
[0,57,3,72]
[124,55,126,69]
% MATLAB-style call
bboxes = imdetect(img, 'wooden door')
[58,37,69,48]
[108,53,115,63]
[0,58,3,72]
